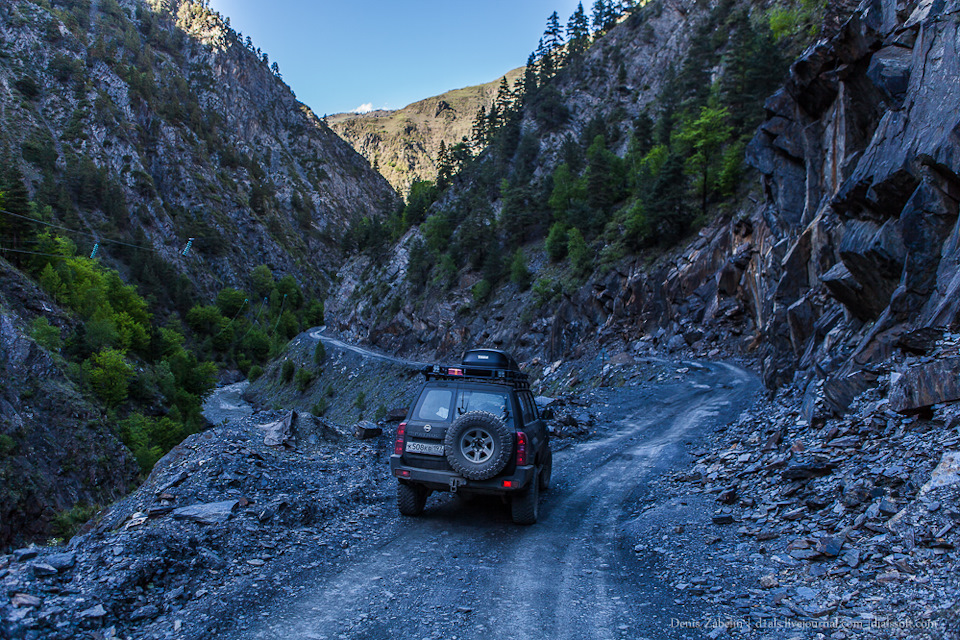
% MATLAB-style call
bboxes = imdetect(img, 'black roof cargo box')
[462,349,520,372]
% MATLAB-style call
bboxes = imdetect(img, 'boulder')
[171,500,239,525]
[896,327,945,355]
[353,421,383,440]
[889,357,960,414]
[920,451,960,494]
[822,368,878,416]
[45,552,75,571]
[256,411,296,447]
[866,45,912,105]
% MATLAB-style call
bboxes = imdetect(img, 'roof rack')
[422,364,530,389]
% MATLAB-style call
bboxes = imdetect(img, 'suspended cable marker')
[273,293,288,333]
[241,297,269,339]
[0,208,156,252]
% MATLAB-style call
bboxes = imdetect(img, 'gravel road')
[225,360,760,640]
[309,328,429,368]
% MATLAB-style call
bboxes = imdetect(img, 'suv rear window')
[456,389,509,417]
[414,388,454,421]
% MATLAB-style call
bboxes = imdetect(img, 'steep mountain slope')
[0,0,399,547]
[0,0,398,302]
[326,0,960,411]
[326,0,791,355]
[328,68,524,195]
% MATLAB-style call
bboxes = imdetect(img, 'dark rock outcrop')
[0,265,139,548]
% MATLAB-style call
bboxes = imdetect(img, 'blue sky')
[208,0,584,116]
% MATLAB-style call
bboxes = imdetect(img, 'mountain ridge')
[328,67,524,195]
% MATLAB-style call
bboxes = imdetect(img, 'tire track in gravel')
[229,361,759,640]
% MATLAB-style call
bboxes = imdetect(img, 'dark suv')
[389,349,552,525]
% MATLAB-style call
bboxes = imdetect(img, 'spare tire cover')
[444,411,513,480]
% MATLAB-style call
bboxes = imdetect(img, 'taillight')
[448,368,464,376]
[394,422,407,456]
[516,432,528,466]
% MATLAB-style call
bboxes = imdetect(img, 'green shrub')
[314,341,326,365]
[295,367,315,392]
[471,279,492,304]
[0,434,17,456]
[250,264,275,297]
[118,413,193,474]
[304,299,324,326]
[545,222,568,261]
[532,278,561,308]
[567,228,592,276]
[281,359,295,383]
[84,349,132,408]
[509,249,532,290]
[215,287,247,317]
[310,398,328,417]
[51,503,99,540]
[248,365,263,381]
[242,329,271,362]
[29,316,62,352]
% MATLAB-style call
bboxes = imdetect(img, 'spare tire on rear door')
[444,411,513,480]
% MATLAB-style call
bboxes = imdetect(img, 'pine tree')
[486,104,500,136]
[537,36,556,82]
[566,2,590,58]
[0,163,33,259]
[544,11,564,51]
[543,11,565,70]
[592,0,620,33]
[471,105,488,148]
[436,141,452,188]
[592,0,608,32]
[523,52,538,97]
[494,77,513,126]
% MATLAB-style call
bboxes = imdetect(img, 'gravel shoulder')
[224,360,760,640]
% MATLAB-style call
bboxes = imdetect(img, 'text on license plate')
[406,441,444,456]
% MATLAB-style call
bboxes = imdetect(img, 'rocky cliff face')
[0,263,139,546]
[0,0,398,299]
[328,68,523,195]
[328,0,960,413]
[531,0,960,406]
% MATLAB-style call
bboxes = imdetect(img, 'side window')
[519,392,536,424]
[414,388,454,421]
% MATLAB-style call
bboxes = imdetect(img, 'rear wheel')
[397,482,428,516]
[511,470,540,525]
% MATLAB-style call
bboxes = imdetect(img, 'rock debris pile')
[660,341,960,639]
[0,411,391,640]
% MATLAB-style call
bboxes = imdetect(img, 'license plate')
[406,441,444,456]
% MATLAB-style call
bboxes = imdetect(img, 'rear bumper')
[390,454,535,494]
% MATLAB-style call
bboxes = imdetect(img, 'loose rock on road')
[227,361,759,640]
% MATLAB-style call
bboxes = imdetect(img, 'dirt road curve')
[224,360,759,640]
